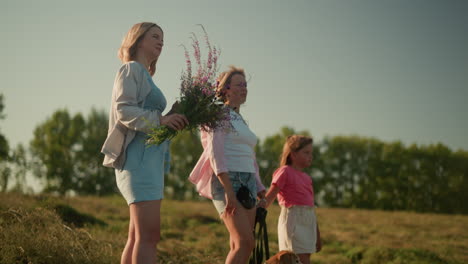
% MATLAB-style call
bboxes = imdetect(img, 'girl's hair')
[216,65,246,102]
[118,22,163,76]
[280,135,313,166]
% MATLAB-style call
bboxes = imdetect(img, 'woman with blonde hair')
[190,66,267,264]
[101,22,188,264]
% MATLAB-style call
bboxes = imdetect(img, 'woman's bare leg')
[222,207,256,264]
[298,253,311,264]
[130,200,162,264]
[121,216,135,264]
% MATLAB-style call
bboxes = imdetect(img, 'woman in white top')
[190,66,267,264]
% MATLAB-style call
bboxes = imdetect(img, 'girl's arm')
[316,221,322,252]
[263,166,288,208]
[264,185,280,208]
[256,189,267,208]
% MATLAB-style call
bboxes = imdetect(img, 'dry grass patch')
[0,207,114,264]
[1,193,467,264]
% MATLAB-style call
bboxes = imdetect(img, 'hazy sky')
[2,0,467,151]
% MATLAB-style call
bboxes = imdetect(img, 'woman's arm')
[316,221,322,252]
[114,63,187,132]
[253,156,266,193]
[208,129,238,214]
[114,63,161,132]
[208,129,228,175]
[216,172,238,215]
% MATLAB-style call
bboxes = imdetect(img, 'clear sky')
[2,0,468,151]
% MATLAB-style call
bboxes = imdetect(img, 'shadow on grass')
[53,204,107,228]
[345,245,452,264]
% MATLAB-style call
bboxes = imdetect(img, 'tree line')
[0,95,467,214]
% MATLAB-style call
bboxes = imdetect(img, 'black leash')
[249,207,270,264]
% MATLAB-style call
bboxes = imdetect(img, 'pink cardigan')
[189,129,266,199]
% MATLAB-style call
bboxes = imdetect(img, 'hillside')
[1,192,466,264]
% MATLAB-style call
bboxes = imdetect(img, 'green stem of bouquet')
[146,125,177,145]
[146,122,201,146]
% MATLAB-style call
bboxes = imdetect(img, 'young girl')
[264,135,321,264]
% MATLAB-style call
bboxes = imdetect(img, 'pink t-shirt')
[272,165,314,208]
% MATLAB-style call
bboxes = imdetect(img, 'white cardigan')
[101,61,161,169]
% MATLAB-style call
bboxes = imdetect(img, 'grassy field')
[1,192,467,264]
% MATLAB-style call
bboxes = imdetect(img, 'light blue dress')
[115,71,170,204]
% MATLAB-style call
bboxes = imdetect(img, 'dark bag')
[249,207,270,264]
[236,184,256,209]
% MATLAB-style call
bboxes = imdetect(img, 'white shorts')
[278,205,317,254]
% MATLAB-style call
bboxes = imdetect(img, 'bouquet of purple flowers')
[147,25,230,145]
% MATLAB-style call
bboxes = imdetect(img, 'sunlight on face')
[140,26,164,60]
[226,74,247,105]
[292,143,313,169]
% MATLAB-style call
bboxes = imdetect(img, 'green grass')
[1,192,467,264]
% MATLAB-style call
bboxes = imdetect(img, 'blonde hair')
[216,65,246,102]
[279,135,313,167]
[118,22,162,76]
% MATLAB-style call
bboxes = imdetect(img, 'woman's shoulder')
[117,61,146,77]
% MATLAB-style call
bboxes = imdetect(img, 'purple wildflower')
[147,25,229,145]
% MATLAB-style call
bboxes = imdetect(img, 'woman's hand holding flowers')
[160,114,189,131]
[147,25,228,145]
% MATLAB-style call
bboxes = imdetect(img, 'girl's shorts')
[278,205,317,254]
[211,171,257,215]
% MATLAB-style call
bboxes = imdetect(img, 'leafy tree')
[411,144,452,213]
[447,150,468,213]
[73,109,115,196]
[30,109,85,195]
[314,135,468,214]
[0,94,10,192]
[30,108,115,195]
[8,144,31,193]
[0,97,7,160]
[166,130,203,200]
[0,165,10,192]
[25,107,468,214]
[316,136,376,208]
